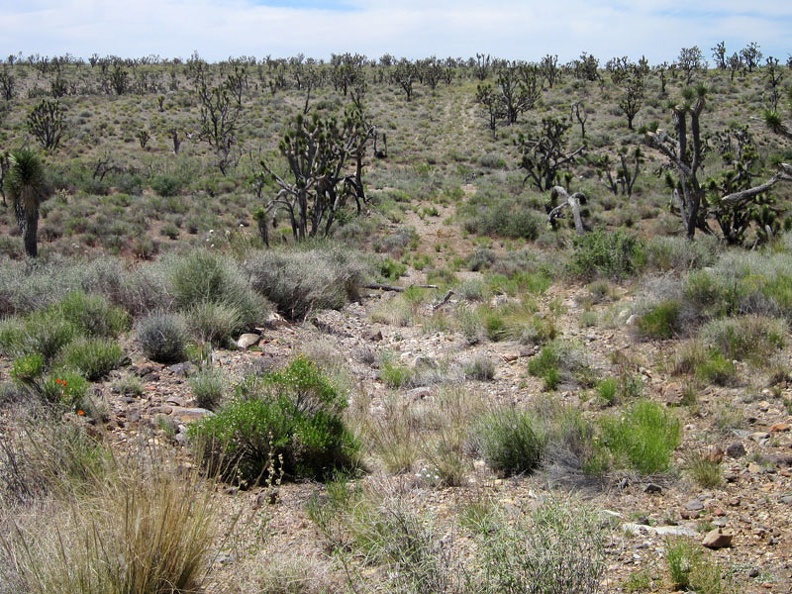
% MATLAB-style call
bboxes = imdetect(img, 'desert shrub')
[461,196,543,240]
[665,536,724,594]
[187,301,244,347]
[596,377,618,405]
[78,257,170,316]
[40,370,90,409]
[150,173,184,196]
[58,336,124,381]
[644,234,720,273]
[136,311,189,364]
[16,310,78,362]
[164,248,269,329]
[10,353,45,388]
[567,228,645,280]
[245,244,369,320]
[463,354,496,381]
[189,356,359,484]
[56,290,130,338]
[684,450,723,488]
[0,419,113,504]
[599,400,681,474]
[634,299,682,339]
[189,366,226,411]
[527,340,593,390]
[475,497,606,594]
[700,315,786,364]
[470,407,544,477]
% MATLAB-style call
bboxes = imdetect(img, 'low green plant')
[596,377,618,405]
[700,315,786,364]
[685,450,723,488]
[56,290,130,339]
[634,299,682,339]
[188,301,244,347]
[567,228,645,280]
[379,356,415,388]
[599,400,681,475]
[10,353,45,388]
[189,366,226,410]
[665,536,724,593]
[58,337,124,381]
[470,407,544,477]
[40,370,90,409]
[189,356,359,484]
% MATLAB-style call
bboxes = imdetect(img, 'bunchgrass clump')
[598,399,681,475]
[1,454,219,594]
[58,336,124,381]
[685,450,723,488]
[665,536,725,593]
[136,311,189,364]
[470,407,544,477]
[634,299,682,339]
[700,315,786,365]
[189,366,227,411]
[567,228,645,281]
[245,244,369,320]
[475,497,606,594]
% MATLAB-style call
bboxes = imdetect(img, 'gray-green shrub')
[470,407,544,477]
[136,311,189,364]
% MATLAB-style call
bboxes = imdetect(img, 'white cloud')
[0,0,789,63]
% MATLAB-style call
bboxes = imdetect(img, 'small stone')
[644,483,663,494]
[367,329,383,342]
[684,499,705,511]
[236,333,261,349]
[726,443,747,459]
[750,432,771,442]
[769,422,790,433]
[702,528,733,549]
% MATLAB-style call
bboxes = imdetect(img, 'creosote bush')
[189,356,359,484]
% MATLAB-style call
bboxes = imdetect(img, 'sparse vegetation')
[0,50,789,594]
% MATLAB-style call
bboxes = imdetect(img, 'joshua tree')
[27,99,66,151]
[676,46,706,86]
[517,115,585,191]
[4,149,50,257]
[740,42,763,72]
[258,108,374,241]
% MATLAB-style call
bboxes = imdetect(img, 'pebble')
[702,528,733,549]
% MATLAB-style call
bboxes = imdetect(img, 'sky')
[0,0,790,66]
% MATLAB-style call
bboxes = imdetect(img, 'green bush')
[58,337,124,381]
[150,173,184,197]
[11,353,45,387]
[187,301,244,347]
[57,290,130,339]
[634,299,682,339]
[665,536,724,593]
[567,228,645,280]
[189,357,359,484]
[20,310,78,362]
[40,370,90,409]
[599,400,681,475]
[471,407,544,477]
[700,315,786,364]
[137,311,189,364]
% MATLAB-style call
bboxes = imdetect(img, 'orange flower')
[77,410,85,416]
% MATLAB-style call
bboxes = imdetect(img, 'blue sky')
[0,0,789,65]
